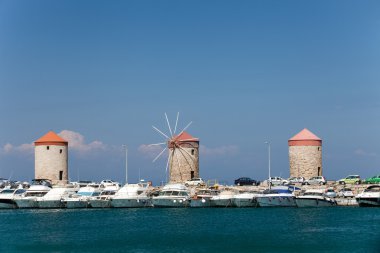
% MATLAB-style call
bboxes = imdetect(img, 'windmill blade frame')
[153,147,167,163]
[152,126,170,139]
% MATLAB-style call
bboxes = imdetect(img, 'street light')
[122,145,128,184]
[265,141,271,187]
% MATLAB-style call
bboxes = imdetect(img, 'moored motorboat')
[210,189,236,207]
[0,188,26,209]
[356,185,380,207]
[152,184,190,208]
[111,182,152,208]
[295,189,336,207]
[256,186,297,207]
[233,191,260,208]
[89,185,119,208]
[190,189,219,208]
[37,186,78,209]
[14,179,52,208]
[63,185,101,208]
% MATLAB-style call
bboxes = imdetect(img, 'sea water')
[0,207,379,253]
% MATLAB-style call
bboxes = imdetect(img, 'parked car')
[337,188,354,198]
[185,178,205,187]
[268,177,289,186]
[304,176,326,185]
[324,188,337,198]
[338,175,361,185]
[234,177,259,186]
[287,177,305,184]
[364,175,380,184]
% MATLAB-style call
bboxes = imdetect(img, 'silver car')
[305,176,327,185]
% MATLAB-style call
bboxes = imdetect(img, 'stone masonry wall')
[169,144,199,183]
[289,145,322,179]
[35,145,68,185]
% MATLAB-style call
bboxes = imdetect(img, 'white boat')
[190,189,219,208]
[63,185,101,208]
[356,185,380,207]
[37,187,78,209]
[152,184,190,208]
[295,189,336,207]
[14,179,52,208]
[111,182,152,208]
[256,186,297,207]
[89,185,119,208]
[0,188,26,209]
[233,191,260,208]
[210,189,236,207]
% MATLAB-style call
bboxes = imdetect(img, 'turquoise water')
[0,208,379,253]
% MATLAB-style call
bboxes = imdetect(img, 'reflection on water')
[0,208,379,253]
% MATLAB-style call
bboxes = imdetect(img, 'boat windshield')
[263,189,291,194]
[159,190,188,196]
[101,191,116,196]
[79,192,95,196]
[0,189,15,194]
[25,192,47,197]
[365,187,380,193]
[303,192,323,196]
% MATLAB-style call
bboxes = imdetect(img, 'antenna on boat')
[122,145,128,184]
[265,141,271,189]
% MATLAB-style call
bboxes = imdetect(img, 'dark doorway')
[191,171,194,179]
[318,167,321,176]
[59,171,63,181]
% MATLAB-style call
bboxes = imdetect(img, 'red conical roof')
[34,131,68,146]
[288,128,321,146]
[174,131,199,142]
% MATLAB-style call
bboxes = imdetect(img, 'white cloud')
[200,145,239,156]
[58,130,106,154]
[0,142,34,155]
[138,144,165,159]
[1,130,106,156]
[354,149,377,157]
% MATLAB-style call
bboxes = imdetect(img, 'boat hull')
[14,198,38,209]
[256,196,296,207]
[211,198,234,207]
[65,199,90,209]
[295,198,336,207]
[152,198,190,208]
[38,200,64,209]
[90,199,111,208]
[233,198,258,208]
[0,199,17,209]
[356,197,380,207]
[190,198,215,208]
[111,198,152,208]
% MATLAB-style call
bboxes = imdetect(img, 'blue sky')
[0,0,379,184]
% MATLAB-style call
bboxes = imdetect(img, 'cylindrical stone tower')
[288,128,322,178]
[34,131,68,185]
[168,132,199,183]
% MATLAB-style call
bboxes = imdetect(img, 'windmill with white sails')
[149,113,199,183]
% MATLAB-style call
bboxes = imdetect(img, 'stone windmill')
[150,113,199,183]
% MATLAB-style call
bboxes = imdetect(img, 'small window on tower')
[47,146,49,150]
[60,149,62,154]
[191,149,195,155]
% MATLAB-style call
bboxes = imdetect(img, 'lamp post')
[265,141,271,188]
[122,145,128,184]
